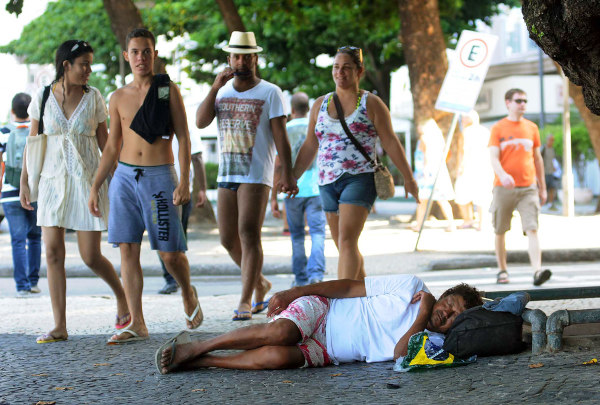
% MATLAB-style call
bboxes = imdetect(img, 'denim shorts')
[318,172,376,213]
[217,182,241,192]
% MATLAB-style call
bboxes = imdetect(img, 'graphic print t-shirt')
[215,80,287,186]
[489,117,541,187]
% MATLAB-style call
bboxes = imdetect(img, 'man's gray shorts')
[108,163,187,252]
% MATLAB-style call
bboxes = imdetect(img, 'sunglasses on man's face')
[513,98,528,104]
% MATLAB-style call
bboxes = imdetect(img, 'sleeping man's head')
[427,283,483,333]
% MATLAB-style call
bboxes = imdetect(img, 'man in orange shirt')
[489,88,550,286]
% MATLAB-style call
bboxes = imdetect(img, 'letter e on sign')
[460,39,488,68]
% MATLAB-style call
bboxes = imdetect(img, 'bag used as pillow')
[394,331,475,372]
[443,306,526,359]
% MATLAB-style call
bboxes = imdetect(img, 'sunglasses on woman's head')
[71,40,89,53]
[337,46,363,63]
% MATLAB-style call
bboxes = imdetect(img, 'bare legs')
[160,319,305,373]
[494,233,508,272]
[40,227,129,341]
[42,227,68,340]
[217,185,272,317]
[110,246,202,341]
[495,230,542,276]
[159,251,203,329]
[77,231,128,318]
[326,204,369,280]
[412,199,455,231]
[112,243,148,340]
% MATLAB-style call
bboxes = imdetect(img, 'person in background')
[412,119,456,232]
[293,46,419,281]
[158,136,208,294]
[272,92,326,287]
[454,110,493,231]
[541,134,559,211]
[489,88,549,285]
[21,40,130,343]
[196,31,297,321]
[0,93,42,297]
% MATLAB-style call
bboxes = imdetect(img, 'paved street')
[1,199,600,403]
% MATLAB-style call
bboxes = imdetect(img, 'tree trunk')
[398,0,460,180]
[214,0,246,33]
[569,81,600,212]
[102,0,166,74]
[398,0,448,127]
[363,46,391,107]
[522,0,600,115]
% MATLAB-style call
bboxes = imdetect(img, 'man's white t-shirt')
[215,79,287,187]
[326,274,428,364]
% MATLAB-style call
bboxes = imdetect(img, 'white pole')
[414,114,459,251]
[561,71,575,217]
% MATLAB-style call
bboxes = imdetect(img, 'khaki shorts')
[490,185,540,234]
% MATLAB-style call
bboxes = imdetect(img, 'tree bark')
[214,0,246,33]
[522,0,600,115]
[569,81,600,212]
[102,0,166,73]
[398,0,460,182]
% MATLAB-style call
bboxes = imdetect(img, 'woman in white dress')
[412,119,456,232]
[20,40,130,343]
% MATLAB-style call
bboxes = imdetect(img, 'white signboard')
[435,30,498,114]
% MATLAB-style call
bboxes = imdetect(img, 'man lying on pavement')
[156,274,482,374]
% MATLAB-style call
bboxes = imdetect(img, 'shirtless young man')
[196,31,297,320]
[89,28,202,343]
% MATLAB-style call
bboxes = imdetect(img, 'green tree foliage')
[3,0,518,100]
[1,0,121,95]
[540,110,595,162]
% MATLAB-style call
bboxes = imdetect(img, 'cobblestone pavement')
[2,287,600,404]
[2,201,600,403]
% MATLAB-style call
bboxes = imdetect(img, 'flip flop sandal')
[232,310,252,321]
[115,313,132,330]
[154,330,192,375]
[533,269,552,286]
[107,326,149,345]
[37,333,68,344]
[496,270,510,284]
[185,286,203,330]
[251,298,271,314]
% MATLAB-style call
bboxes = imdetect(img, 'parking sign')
[435,30,498,114]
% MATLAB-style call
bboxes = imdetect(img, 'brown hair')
[439,283,483,309]
[126,28,156,50]
[336,46,363,69]
[505,88,526,101]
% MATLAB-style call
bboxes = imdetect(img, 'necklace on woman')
[330,90,363,111]
[356,90,362,108]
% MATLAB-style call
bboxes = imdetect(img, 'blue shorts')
[318,172,376,213]
[218,182,241,191]
[108,162,187,252]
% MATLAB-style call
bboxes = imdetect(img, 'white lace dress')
[27,86,109,230]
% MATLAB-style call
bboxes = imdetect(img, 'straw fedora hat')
[222,31,263,54]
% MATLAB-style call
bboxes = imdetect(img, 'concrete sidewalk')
[0,198,598,278]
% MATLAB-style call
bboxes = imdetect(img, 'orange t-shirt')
[489,117,540,187]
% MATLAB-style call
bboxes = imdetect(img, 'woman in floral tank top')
[293,46,419,280]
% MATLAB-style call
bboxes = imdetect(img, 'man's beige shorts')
[490,185,540,234]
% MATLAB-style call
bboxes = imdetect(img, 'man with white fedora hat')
[197,31,298,321]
